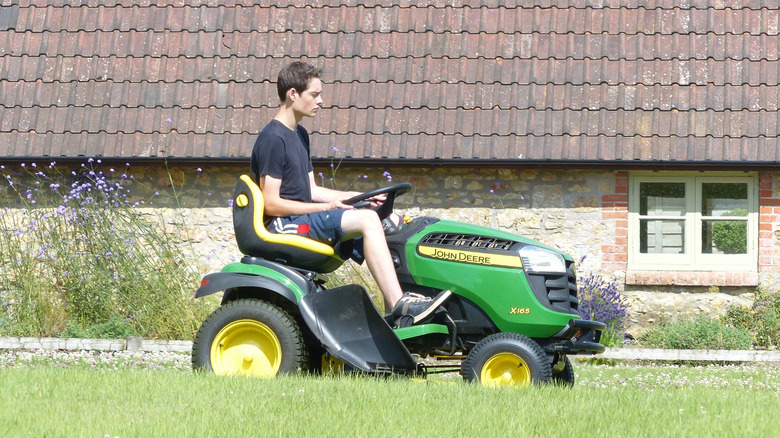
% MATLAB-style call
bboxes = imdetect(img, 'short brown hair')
[277,61,323,102]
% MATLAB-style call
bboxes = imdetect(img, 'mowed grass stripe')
[0,365,778,437]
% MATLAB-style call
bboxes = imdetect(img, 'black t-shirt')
[250,119,314,204]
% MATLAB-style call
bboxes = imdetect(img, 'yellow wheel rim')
[480,352,531,387]
[210,319,282,378]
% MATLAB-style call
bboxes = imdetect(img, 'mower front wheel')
[192,299,308,378]
[552,356,576,387]
[461,333,552,388]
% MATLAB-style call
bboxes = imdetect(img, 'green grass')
[0,360,779,437]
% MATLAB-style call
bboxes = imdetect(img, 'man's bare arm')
[309,172,386,206]
[260,174,351,216]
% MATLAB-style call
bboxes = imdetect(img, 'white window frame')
[628,172,758,272]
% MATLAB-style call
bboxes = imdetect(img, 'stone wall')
[128,163,619,276]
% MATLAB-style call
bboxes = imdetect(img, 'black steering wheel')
[343,182,412,219]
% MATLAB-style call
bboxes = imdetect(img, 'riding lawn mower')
[191,175,605,387]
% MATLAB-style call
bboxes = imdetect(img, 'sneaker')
[392,290,452,326]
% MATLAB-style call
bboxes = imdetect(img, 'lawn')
[0,352,778,437]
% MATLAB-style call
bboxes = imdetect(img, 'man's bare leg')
[340,209,403,309]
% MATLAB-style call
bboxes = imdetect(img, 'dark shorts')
[266,209,365,263]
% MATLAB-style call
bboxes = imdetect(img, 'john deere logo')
[418,246,523,268]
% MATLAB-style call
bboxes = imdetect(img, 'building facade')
[2,1,779,331]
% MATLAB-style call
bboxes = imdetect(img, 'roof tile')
[4,1,780,163]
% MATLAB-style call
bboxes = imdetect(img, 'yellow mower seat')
[233,175,346,273]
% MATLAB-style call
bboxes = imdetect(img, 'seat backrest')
[233,175,345,273]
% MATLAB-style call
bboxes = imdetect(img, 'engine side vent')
[420,233,516,253]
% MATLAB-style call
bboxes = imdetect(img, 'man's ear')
[287,88,297,102]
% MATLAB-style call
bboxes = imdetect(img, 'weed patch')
[638,315,753,350]
[722,286,780,348]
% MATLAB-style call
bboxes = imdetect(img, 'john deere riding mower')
[192,176,605,387]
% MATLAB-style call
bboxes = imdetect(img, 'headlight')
[519,246,566,274]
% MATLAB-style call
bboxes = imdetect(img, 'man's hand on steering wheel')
[342,183,412,219]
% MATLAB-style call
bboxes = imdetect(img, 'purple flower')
[577,271,629,333]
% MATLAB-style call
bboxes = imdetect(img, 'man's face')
[291,77,323,118]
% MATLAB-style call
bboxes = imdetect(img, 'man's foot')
[392,290,452,326]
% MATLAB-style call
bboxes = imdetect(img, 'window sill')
[625,270,758,287]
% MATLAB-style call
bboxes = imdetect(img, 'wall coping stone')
[0,337,192,353]
[1,337,778,362]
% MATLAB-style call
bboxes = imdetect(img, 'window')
[628,173,758,271]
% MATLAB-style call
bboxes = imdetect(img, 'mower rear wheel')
[461,333,552,387]
[192,299,307,378]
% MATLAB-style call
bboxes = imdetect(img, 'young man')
[250,61,450,325]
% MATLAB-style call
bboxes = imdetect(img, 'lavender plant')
[0,160,210,339]
[577,271,630,346]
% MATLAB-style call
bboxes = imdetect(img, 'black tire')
[552,356,576,387]
[461,333,552,387]
[192,299,308,377]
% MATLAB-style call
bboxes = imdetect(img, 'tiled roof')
[2,1,780,164]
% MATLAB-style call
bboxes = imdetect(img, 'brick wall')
[600,171,628,273]
[759,173,780,283]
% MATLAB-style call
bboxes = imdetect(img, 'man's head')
[277,62,322,102]
[277,61,324,118]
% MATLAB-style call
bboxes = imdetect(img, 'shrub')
[577,271,630,347]
[722,286,780,348]
[711,208,748,254]
[638,315,753,350]
[0,160,211,339]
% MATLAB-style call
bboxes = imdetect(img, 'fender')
[195,272,300,305]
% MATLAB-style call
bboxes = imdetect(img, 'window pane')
[701,183,748,217]
[640,219,685,254]
[702,220,747,254]
[640,182,686,216]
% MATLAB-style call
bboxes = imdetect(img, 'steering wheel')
[343,182,412,219]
